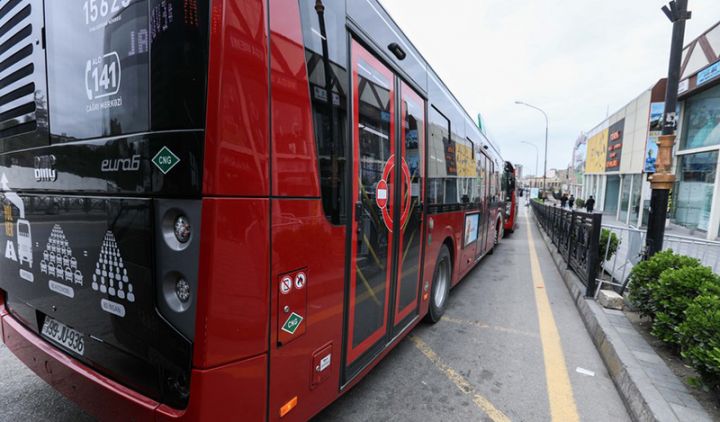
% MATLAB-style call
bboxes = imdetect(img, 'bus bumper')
[1,309,267,422]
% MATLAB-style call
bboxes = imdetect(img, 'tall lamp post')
[646,0,691,258]
[515,101,549,195]
[521,141,539,179]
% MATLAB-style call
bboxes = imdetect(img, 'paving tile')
[669,402,714,422]
[632,350,664,365]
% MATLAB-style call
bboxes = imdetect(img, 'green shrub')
[575,198,585,208]
[678,294,720,390]
[650,266,720,345]
[628,250,701,319]
[599,229,621,262]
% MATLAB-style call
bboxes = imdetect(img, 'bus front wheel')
[426,245,451,323]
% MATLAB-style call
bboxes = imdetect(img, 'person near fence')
[586,196,595,213]
[560,194,568,208]
[569,194,575,209]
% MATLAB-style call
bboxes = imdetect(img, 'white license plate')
[41,317,85,356]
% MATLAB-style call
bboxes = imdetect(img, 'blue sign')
[697,61,720,86]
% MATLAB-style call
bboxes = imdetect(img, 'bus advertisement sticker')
[281,312,303,335]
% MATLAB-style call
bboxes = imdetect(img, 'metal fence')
[597,224,720,296]
[530,200,602,296]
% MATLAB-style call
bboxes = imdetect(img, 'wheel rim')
[434,258,448,308]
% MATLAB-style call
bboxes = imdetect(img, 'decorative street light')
[520,141,539,179]
[515,101,549,195]
[645,0,691,258]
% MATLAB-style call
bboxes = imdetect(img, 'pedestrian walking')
[568,194,575,209]
[585,196,595,213]
[560,194,568,208]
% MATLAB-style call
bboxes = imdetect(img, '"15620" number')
[83,0,133,25]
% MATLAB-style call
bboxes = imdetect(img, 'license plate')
[41,317,85,356]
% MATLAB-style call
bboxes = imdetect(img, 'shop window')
[672,151,718,231]
[681,85,720,150]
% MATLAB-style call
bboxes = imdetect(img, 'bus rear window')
[45,0,150,141]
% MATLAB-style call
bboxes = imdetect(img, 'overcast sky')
[380,0,720,177]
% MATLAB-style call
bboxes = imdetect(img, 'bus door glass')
[477,153,489,257]
[347,41,396,371]
[391,82,425,336]
[346,41,426,375]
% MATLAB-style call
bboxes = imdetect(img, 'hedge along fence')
[628,250,720,393]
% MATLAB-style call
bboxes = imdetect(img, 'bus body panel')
[270,1,321,198]
[203,0,270,197]
[2,312,158,422]
[3,310,267,422]
[268,199,346,422]
[193,198,270,368]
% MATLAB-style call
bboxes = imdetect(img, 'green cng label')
[152,146,180,175]
[281,312,303,335]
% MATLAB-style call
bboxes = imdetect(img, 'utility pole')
[645,0,691,258]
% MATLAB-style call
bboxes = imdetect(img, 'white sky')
[380,0,720,177]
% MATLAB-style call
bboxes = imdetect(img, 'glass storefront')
[681,85,720,150]
[672,151,718,231]
[619,175,631,222]
[630,174,642,226]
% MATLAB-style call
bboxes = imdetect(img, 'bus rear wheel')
[426,245,451,323]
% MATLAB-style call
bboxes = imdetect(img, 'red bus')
[503,162,519,234]
[0,1,505,420]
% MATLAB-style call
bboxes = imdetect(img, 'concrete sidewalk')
[532,208,714,422]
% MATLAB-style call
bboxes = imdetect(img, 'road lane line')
[442,316,539,338]
[525,210,580,422]
[409,335,511,422]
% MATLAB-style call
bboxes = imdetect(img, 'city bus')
[503,162,519,234]
[0,1,505,420]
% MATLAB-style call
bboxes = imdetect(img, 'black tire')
[488,219,502,255]
[425,245,451,323]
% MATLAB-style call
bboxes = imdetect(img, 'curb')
[530,212,711,422]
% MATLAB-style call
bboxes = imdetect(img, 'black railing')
[530,200,602,296]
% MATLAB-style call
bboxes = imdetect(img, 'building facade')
[577,20,720,240]
[581,80,667,228]
[671,21,720,240]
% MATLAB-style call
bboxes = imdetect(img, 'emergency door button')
[277,269,308,346]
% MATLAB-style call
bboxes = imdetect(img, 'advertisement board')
[606,119,625,172]
[464,213,479,247]
[585,129,608,174]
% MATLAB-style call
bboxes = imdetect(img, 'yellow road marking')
[525,211,579,422]
[442,316,539,338]
[410,335,511,422]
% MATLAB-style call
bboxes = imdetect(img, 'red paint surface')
[203,0,270,196]
[269,3,320,198]
[193,198,270,368]
[268,199,345,422]
[504,191,518,232]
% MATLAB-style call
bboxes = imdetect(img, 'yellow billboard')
[456,142,476,177]
[585,129,608,174]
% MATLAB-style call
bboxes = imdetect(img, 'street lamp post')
[516,101,549,195]
[645,0,691,258]
[520,141,539,178]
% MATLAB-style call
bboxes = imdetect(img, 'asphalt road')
[0,207,630,421]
